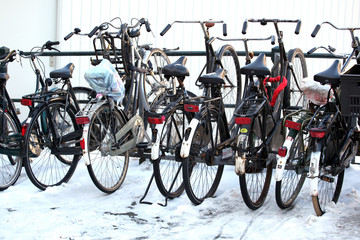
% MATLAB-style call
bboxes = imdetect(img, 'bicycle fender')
[80,124,90,165]
[274,136,294,181]
[309,151,321,197]
[151,139,160,160]
[235,134,248,175]
[180,118,199,158]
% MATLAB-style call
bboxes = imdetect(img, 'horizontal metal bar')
[23,50,342,59]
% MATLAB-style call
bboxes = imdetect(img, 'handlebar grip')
[45,41,60,50]
[223,23,227,36]
[311,24,321,37]
[307,47,317,55]
[88,26,99,38]
[242,20,248,34]
[271,35,276,45]
[295,20,301,34]
[145,21,151,32]
[64,32,74,41]
[160,24,172,36]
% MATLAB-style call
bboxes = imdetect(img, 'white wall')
[0,0,57,120]
[57,0,360,93]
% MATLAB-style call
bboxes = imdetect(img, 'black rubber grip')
[88,26,99,38]
[311,24,321,37]
[145,21,151,32]
[160,24,171,36]
[223,23,227,36]
[242,20,248,34]
[64,32,74,41]
[295,20,301,34]
[307,47,317,55]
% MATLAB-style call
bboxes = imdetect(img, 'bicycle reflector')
[21,124,28,136]
[76,116,90,125]
[285,120,301,131]
[184,104,199,112]
[278,146,287,157]
[21,99,32,106]
[148,115,165,124]
[235,117,251,125]
[309,129,326,138]
[80,138,85,150]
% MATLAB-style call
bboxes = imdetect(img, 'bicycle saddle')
[314,60,341,86]
[163,56,190,77]
[0,73,9,87]
[240,53,270,76]
[50,63,75,79]
[198,68,226,85]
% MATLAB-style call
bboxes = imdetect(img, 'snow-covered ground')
[1,158,360,240]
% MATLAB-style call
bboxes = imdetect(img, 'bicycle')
[306,22,360,216]
[176,31,281,207]
[20,41,93,190]
[139,20,242,204]
[0,41,92,191]
[71,18,172,193]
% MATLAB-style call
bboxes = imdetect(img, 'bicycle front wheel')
[284,48,307,108]
[0,109,22,190]
[86,104,129,193]
[182,107,225,205]
[212,45,242,124]
[24,100,80,190]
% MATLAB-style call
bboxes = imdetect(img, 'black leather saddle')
[50,63,75,79]
[240,53,270,76]
[198,68,226,85]
[314,60,341,86]
[162,56,190,78]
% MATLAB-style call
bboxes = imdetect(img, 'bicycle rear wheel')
[284,48,307,108]
[212,44,242,124]
[275,131,308,209]
[153,104,192,198]
[0,109,22,190]
[23,100,80,190]
[182,107,225,205]
[86,103,129,193]
[239,113,273,210]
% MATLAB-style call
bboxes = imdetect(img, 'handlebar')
[160,20,227,37]
[311,21,360,38]
[242,18,302,35]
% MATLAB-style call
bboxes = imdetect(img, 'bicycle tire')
[0,109,22,190]
[23,99,80,190]
[86,103,130,193]
[211,44,242,124]
[312,169,344,216]
[153,102,194,198]
[275,131,308,209]
[284,48,308,108]
[182,106,225,205]
[239,113,273,210]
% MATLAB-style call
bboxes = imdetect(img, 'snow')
[1,158,360,240]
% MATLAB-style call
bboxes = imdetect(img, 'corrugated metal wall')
[56,0,360,90]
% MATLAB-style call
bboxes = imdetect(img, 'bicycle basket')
[84,59,125,104]
[340,64,360,117]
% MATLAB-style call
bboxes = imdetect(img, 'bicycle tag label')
[240,128,248,133]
